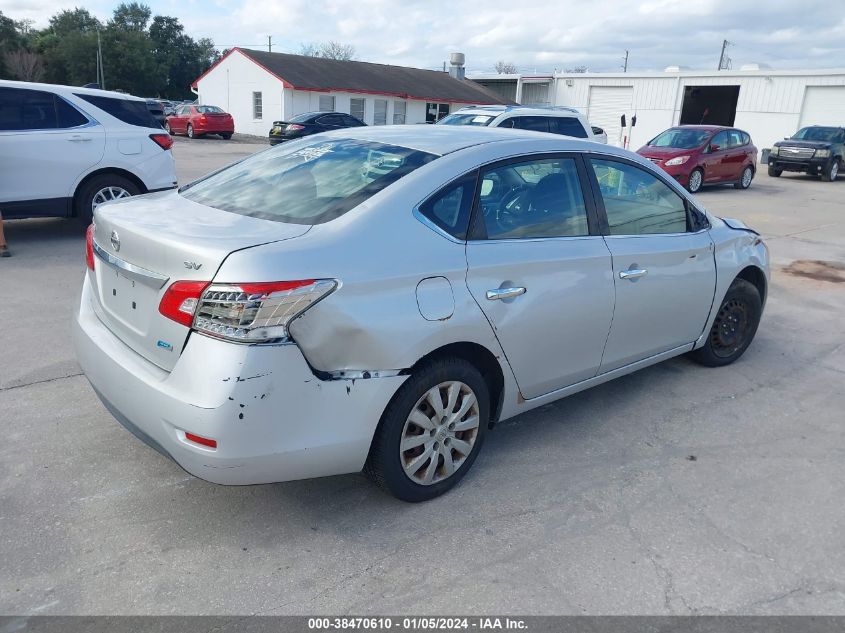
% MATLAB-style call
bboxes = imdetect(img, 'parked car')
[74,126,768,502]
[637,125,757,193]
[144,99,166,128]
[165,104,234,139]
[437,105,607,144]
[0,80,176,223]
[269,111,366,145]
[768,126,845,182]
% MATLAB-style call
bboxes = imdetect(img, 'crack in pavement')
[0,372,84,393]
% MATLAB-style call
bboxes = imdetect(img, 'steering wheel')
[493,185,530,233]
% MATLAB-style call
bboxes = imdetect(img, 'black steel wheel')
[691,278,762,367]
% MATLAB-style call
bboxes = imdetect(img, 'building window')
[426,102,450,123]
[252,91,263,120]
[319,95,336,111]
[393,100,406,124]
[350,97,365,122]
[374,99,387,125]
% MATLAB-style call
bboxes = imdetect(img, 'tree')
[4,49,44,81]
[299,41,355,61]
[494,60,517,74]
[48,8,101,35]
[111,2,152,32]
[0,11,21,77]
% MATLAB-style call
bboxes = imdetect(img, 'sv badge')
[184,261,203,270]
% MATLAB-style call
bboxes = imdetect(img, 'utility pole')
[268,35,272,52]
[96,28,105,88]
[622,49,629,73]
[717,39,731,71]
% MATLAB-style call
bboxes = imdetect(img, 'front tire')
[687,168,704,193]
[821,160,839,182]
[365,358,490,502]
[75,173,141,225]
[691,278,762,367]
[734,166,753,189]
[221,133,232,140]
[768,164,782,177]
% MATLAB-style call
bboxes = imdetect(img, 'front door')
[587,157,716,372]
[0,87,105,210]
[702,130,730,182]
[465,154,615,399]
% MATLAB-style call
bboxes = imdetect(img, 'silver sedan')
[73,126,769,502]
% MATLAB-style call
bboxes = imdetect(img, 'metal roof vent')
[449,52,466,80]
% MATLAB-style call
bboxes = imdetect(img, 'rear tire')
[187,124,197,139]
[75,173,141,226]
[821,160,839,182]
[365,358,489,502]
[221,133,232,140]
[687,168,704,193]
[691,278,762,367]
[768,164,782,177]
[734,166,753,189]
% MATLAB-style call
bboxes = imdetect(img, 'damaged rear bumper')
[73,277,407,485]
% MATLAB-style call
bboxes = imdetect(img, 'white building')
[192,49,512,136]
[472,66,845,154]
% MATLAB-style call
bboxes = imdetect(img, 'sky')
[2,0,845,74]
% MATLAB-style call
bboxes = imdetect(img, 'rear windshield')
[180,137,437,225]
[792,127,842,142]
[437,113,496,126]
[75,94,160,128]
[649,128,712,149]
[197,105,224,114]
[289,112,320,123]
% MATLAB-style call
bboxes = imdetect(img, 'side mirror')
[709,143,721,152]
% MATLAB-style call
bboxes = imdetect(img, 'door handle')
[486,287,526,301]
[68,134,92,142]
[619,268,648,280]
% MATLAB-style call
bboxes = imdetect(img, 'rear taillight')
[149,133,173,150]
[85,224,95,270]
[193,279,337,343]
[159,281,210,327]
[286,124,305,131]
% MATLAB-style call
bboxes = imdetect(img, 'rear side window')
[75,94,159,128]
[180,137,437,225]
[590,158,688,235]
[418,172,476,240]
[503,116,550,132]
[550,117,588,138]
[0,88,88,130]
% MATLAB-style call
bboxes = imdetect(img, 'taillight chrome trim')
[92,240,170,289]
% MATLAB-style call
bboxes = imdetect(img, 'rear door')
[587,157,716,373]
[465,154,615,399]
[0,87,104,210]
[723,129,748,180]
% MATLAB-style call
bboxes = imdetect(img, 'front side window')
[590,159,688,235]
[180,137,436,225]
[75,94,158,128]
[550,117,588,138]
[503,116,550,133]
[709,131,729,151]
[350,98,366,122]
[477,157,589,239]
[727,129,745,147]
[418,172,476,239]
[252,92,263,119]
[0,88,89,130]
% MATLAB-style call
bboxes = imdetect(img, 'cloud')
[1,0,843,72]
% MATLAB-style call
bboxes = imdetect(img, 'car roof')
[0,79,146,102]
[672,125,729,131]
[453,105,584,118]
[318,124,626,156]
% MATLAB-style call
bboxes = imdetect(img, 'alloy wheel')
[91,186,132,213]
[742,167,753,188]
[688,170,703,192]
[831,162,839,181]
[400,381,480,486]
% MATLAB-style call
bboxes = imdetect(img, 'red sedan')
[637,125,757,193]
[165,104,234,140]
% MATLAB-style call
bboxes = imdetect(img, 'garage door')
[588,86,633,147]
[799,86,845,128]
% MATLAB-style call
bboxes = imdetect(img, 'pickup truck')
[768,126,845,182]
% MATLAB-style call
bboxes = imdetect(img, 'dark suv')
[769,126,845,182]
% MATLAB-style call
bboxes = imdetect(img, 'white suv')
[0,81,177,224]
[437,105,608,143]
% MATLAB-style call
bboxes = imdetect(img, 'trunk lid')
[90,190,310,371]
